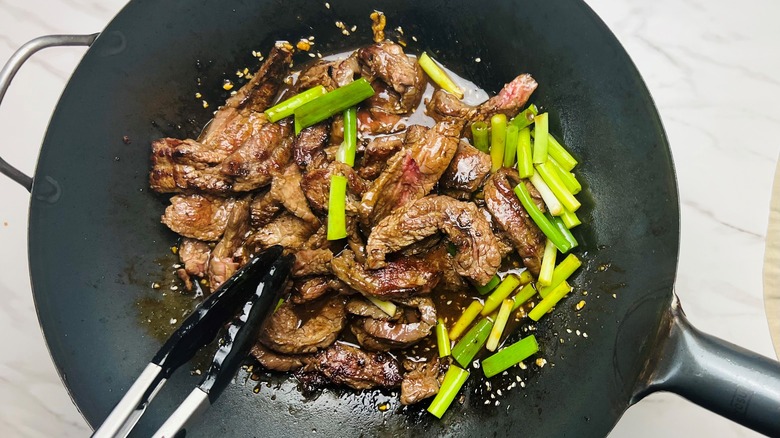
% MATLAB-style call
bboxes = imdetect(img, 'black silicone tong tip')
[151,245,284,377]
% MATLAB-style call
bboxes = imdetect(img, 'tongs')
[92,245,291,438]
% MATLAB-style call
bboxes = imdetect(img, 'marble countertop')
[0,0,777,436]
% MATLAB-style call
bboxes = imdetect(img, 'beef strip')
[439,140,492,195]
[359,121,462,225]
[400,357,448,405]
[292,249,333,277]
[301,161,369,214]
[248,212,318,252]
[358,41,425,113]
[484,168,546,276]
[251,343,308,372]
[269,163,319,226]
[249,189,281,228]
[357,107,405,135]
[295,53,360,92]
[351,297,436,351]
[150,50,292,193]
[178,238,211,277]
[426,73,538,126]
[161,194,236,241]
[260,296,347,354]
[290,277,348,304]
[331,249,441,299]
[220,120,294,192]
[357,133,406,180]
[365,195,502,286]
[293,123,329,168]
[207,196,252,289]
[300,342,402,390]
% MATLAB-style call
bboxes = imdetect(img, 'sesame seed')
[351,25,357,32]
[396,26,404,35]
[472,360,480,369]
[583,332,589,338]
[412,36,418,42]
[308,53,316,58]
[612,293,617,299]
[518,361,527,370]
[169,318,178,325]
[475,57,482,62]
[202,100,209,109]
[515,376,521,382]
[446,300,452,305]
[170,285,178,291]
[497,389,503,396]
[520,381,525,388]
[566,328,572,333]
[342,29,350,36]
[495,401,501,406]
[151,282,160,289]
[325,2,330,8]
[484,400,491,405]
[576,330,581,336]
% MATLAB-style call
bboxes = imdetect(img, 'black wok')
[1,0,779,436]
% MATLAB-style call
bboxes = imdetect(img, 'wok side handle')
[0,34,99,192]
[635,298,780,436]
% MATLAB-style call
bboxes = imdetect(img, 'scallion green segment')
[368,296,397,316]
[548,214,578,252]
[336,106,358,166]
[538,238,557,287]
[536,162,580,213]
[561,208,581,229]
[518,269,534,285]
[481,274,521,316]
[538,254,581,298]
[482,335,539,378]
[472,121,489,153]
[511,283,538,311]
[509,104,539,130]
[474,274,501,295]
[436,318,452,358]
[532,112,549,164]
[294,78,374,134]
[418,52,464,99]
[326,174,348,240]
[529,172,563,216]
[514,182,573,252]
[486,299,513,352]
[490,114,507,171]
[449,301,484,341]
[503,125,519,168]
[452,317,493,368]
[517,127,534,178]
[549,156,581,194]
[548,134,578,170]
[427,365,470,418]
[264,85,327,123]
[529,280,571,321]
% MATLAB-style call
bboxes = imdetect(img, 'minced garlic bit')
[535,358,547,368]
[377,402,389,412]
[236,70,244,78]
[151,282,160,289]
[296,39,312,51]
[575,300,586,311]
[222,80,234,91]
[275,40,294,51]
[170,245,178,254]
[251,50,262,58]
[202,100,209,109]
[194,92,202,99]
[395,26,404,35]
[169,318,178,325]
[370,11,386,42]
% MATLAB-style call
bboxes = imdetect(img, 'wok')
[1,0,779,436]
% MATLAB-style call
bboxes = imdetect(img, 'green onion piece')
[264,85,327,123]
[482,335,539,378]
[427,365,470,418]
[549,156,581,194]
[474,274,501,295]
[449,301,484,340]
[516,127,534,178]
[538,254,581,298]
[452,317,494,368]
[490,114,507,171]
[335,106,358,166]
[436,318,452,358]
[532,113,549,164]
[503,125,519,168]
[511,283,538,311]
[486,299,514,352]
[294,78,374,134]
[418,52,464,99]
[481,274,521,316]
[529,280,572,321]
[548,134,578,170]
[513,182,573,252]
[509,104,539,130]
[472,121,489,153]
[367,296,397,316]
[548,214,578,252]
[529,172,563,216]
[326,174,348,240]
[518,269,534,285]
[561,208,581,228]
[536,162,580,212]
[274,298,285,313]
[538,239,557,287]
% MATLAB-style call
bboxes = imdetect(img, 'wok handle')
[0,33,99,192]
[635,297,780,436]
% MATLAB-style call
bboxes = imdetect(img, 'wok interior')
[28,0,679,436]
